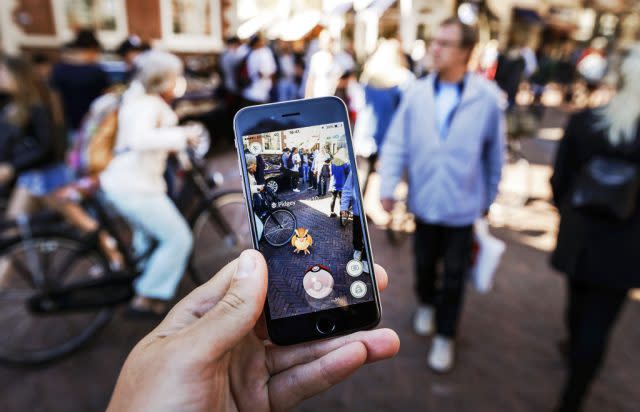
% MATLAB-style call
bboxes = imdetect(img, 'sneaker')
[428,335,455,373]
[361,260,370,273]
[413,304,434,336]
[330,212,337,217]
[293,189,300,192]
[353,250,362,261]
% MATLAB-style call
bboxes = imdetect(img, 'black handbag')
[571,155,640,220]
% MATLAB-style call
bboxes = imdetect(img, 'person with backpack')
[240,34,277,106]
[550,45,640,412]
[50,30,109,138]
[100,50,201,316]
[318,157,331,197]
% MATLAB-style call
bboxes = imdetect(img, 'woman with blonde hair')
[0,55,69,214]
[550,45,640,412]
[100,50,199,316]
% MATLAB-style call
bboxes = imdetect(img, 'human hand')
[185,124,204,147]
[0,163,14,184]
[381,198,395,213]
[108,250,399,412]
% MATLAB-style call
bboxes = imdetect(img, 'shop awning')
[324,0,354,15]
[278,10,324,41]
[366,0,395,17]
[237,14,276,39]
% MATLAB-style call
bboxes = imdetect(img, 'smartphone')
[233,97,381,345]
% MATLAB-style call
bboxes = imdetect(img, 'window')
[65,0,118,31]
[160,0,223,52]
[53,0,128,49]
[4,0,127,49]
[262,132,283,154]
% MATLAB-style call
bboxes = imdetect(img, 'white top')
[100,82,188,194]
[220,46,247,93]
[291,153,301,172]
[306,50,341,98]
[243,47,277,103]
[435,82,461,140]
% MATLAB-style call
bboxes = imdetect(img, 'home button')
[316,317,336,335]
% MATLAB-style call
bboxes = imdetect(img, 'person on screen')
[246,154,266,216]
[341,170,366,267]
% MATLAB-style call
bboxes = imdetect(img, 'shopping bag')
[470,218,505,293]
[352,105,377,158]
[255,214,264,241]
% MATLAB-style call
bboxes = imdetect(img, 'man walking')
[379,17,504,373]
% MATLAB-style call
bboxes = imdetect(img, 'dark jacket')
[256,154,265,184]
[0,104,64,173]
[550,109,640,289]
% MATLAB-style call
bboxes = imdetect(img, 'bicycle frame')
[25,150,239,315]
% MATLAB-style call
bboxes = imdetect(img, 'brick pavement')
[261,181,374,319]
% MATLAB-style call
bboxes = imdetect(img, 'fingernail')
[235,252,256,279]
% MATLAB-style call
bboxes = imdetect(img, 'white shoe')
[353,250,362,261]
[362,260,370,273]
[293,189,300,192]
[428,335,455,373]
[413,305,434,336]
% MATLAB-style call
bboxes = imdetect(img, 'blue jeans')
[106,191,193,300]
[301,164,309,182]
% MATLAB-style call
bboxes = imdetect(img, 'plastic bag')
[352,105,377,158]
[470,218,505,293]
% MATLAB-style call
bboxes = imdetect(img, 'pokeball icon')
[249,142,262,154]
[303,265,334,299]
[350,281,367,298]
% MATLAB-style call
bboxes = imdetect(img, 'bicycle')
[254,188,297,247]
[0,146,251,365]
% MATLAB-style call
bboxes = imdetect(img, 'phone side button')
[316,317,336,335]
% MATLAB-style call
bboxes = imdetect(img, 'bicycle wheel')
[0,234,113,365]
[263,209,297,247]
[189,191,252,285]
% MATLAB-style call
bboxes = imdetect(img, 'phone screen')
[242,121,374,320]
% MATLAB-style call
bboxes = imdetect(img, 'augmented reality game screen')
[242,122,374,319]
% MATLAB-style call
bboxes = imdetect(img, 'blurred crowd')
[1,13,639,412]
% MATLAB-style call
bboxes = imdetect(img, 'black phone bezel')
[233,97,381,345]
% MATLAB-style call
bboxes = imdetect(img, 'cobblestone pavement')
[2,108,640,412]
[260,185,374,319]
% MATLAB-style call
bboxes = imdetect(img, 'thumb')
[188,250,268,358]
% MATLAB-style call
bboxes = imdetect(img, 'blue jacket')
[330,163,349,191]
[341,170,360,217]
[364,85,404,147]
[379,73,505,226]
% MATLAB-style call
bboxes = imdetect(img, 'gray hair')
[597,44,640,146]
[245,153,257,168]
[133,50,183,94]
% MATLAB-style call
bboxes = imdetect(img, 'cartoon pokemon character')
[291,227,313,254]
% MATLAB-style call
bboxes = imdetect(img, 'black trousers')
[353,215,364,253]
[557,279,628,412]
[290,171,299,190]
[330,190,342,213]
[414,220,473,338]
